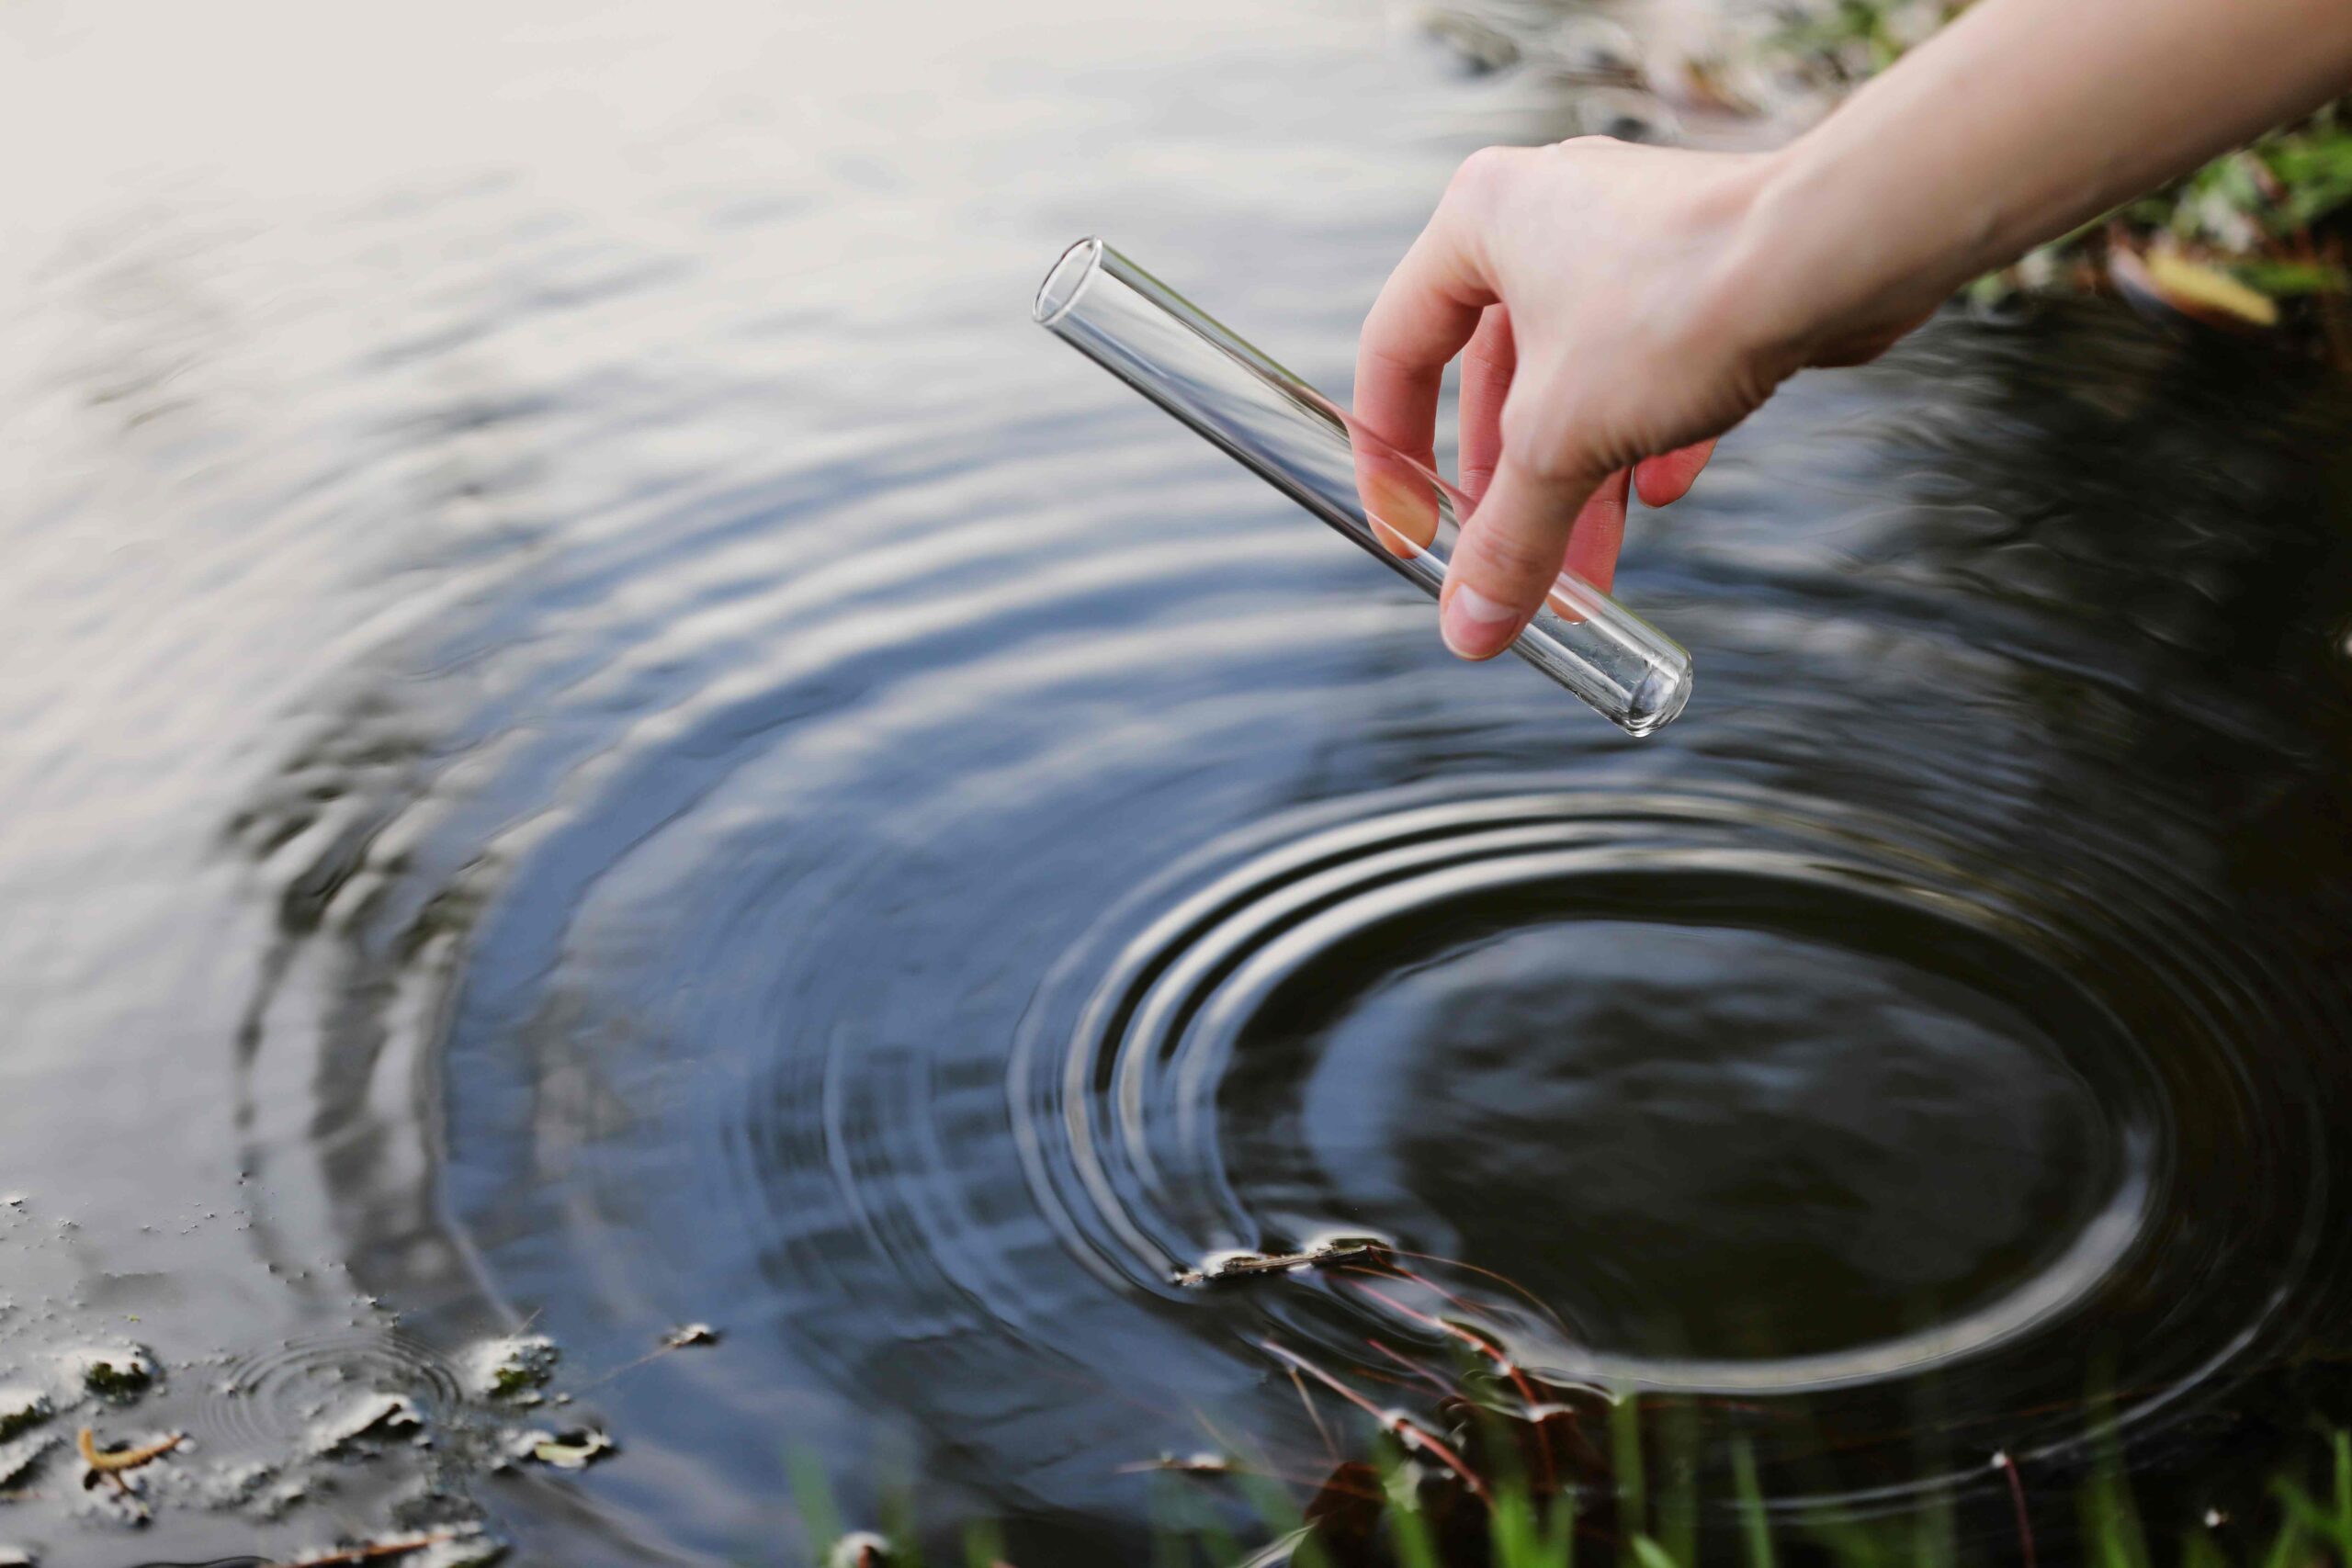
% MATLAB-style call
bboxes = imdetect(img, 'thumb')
[1438,454,1608,660]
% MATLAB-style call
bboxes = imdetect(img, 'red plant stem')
[1259,1341,1491,1504]
[1345,1276,1559,1495]
[1290,1365,1340,1462]
[1998,1450,2037,1568]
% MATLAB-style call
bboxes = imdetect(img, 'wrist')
[1712,130,1958,374]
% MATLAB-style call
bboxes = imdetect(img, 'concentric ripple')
[1011,776,2327,1460]
[198,1330,465,1453]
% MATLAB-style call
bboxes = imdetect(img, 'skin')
[1355,0,2352,660]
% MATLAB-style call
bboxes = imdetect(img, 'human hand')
[1354,138,1928,660]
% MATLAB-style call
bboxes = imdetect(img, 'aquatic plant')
[789,1274,2352,1568]
[800,1412,2352,1568]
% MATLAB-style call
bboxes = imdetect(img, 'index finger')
[1352,168,1501,557]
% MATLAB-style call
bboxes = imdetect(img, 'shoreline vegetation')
[1415,0,2352,360]
[798,1390,2352,1568]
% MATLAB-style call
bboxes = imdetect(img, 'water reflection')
[3,1,2352,1565]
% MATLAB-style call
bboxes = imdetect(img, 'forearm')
[1735,0,2352,353]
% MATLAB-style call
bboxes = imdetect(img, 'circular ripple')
[1013,783,2324,1453]
[198,1330,464,1453]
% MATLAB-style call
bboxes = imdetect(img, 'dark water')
[6,2,2352,1564]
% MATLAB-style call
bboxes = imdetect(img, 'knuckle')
[1498,398,1577,476]
[1468,528,1563,589]
[1446,144,1516,209]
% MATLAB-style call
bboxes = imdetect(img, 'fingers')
[1439,454,1607,660]
[1353,167,1499,557]
[1458,306,1514,505]
[1633,439,1717,507]
[1561,468,1632,596]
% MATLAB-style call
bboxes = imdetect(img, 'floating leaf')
[2110,245,2280,329]
[75,1425,183,1479]
[523,1427,613,1471]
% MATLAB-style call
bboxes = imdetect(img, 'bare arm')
[1357,0,2352,660]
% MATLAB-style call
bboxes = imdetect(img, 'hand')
[1354,138,1927,660]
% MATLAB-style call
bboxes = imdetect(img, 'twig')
[1363,1337,1459,1399]
[266,1529,465,1567]
[1289,1365,1339,1462]
[77,1426,182,1475]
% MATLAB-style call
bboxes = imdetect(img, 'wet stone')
[310,1393,424,1457]
[65,1345,156,1403]
[0,1393,49,1444]
[464,1335,556,1402]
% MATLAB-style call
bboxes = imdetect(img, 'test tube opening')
[1035,237,1106,328]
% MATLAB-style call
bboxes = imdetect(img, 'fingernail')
[1442,582,1521,659]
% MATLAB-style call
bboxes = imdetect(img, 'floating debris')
[0,1393,50,1444]
[1117,1450,1234,1475]
[310,1393,424,1457]
[267,1527,505,1566]
[514,1427,613,1472]
[0,1545,31,1567]
[465,1335,558,1403]
[827,1531,897,1568]
[66,1344,157,1403]
[1174,1239,1385,1287]
[661,1323,720,1350]
[76,1424,183,1480]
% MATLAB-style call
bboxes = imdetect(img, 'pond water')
[5,2,2352,1564]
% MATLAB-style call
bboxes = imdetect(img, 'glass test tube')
[1032,237,1693,737]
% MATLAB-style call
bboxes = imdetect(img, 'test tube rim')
[1035,236,1107,329]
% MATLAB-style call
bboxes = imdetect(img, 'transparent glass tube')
[1033,237,1692,737]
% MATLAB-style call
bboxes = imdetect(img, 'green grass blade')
[962,1520,1006,1568]
[1385,1464,1442,1568]
[1610,1393,1647,1555]
[1628,1533,1681,1568]
[1730,1437,1775,1568]
[789,1450,848,1564]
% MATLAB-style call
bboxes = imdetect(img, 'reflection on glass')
[1034,237,1693,736]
